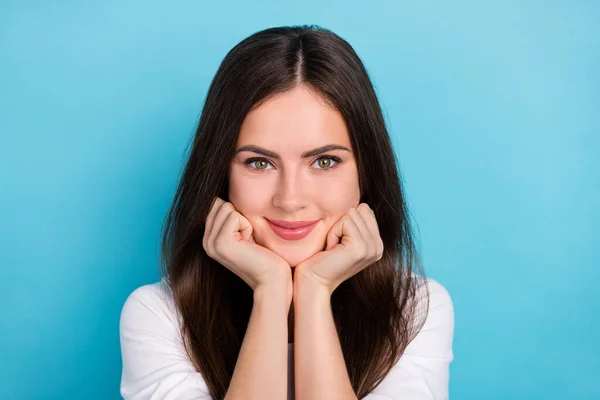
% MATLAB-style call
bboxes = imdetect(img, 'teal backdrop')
[1,1,598,399]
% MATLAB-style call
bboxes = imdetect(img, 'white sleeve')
[363,278,455,400]
[119,282,213,400]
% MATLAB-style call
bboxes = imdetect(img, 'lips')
[266,218,321,240]
[267,219,320,229]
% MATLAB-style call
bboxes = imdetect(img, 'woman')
[119,25,454,400]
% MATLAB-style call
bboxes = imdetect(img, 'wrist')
[254,275,293,306]
[293,271,332,303]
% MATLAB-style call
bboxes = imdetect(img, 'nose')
[272,167,307,213]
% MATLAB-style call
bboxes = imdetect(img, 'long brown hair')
[160,24,429,399]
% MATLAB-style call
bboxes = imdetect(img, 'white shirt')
[119,277,454,399]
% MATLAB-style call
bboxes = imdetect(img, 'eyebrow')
[234,144,351,159]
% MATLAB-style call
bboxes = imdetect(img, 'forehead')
[237,85,351,152]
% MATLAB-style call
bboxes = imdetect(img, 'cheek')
[314,175,360,231]
[228,173,272,213]
[315,172,360,209]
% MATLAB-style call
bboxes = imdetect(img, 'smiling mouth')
[265,218,321,241]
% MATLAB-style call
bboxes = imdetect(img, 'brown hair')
[160,24,428,399]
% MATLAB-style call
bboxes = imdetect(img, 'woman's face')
[228,84,361,268]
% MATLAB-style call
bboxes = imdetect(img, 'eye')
[245,158,274,170]
[312,155,341,170]
[244,155,342,171]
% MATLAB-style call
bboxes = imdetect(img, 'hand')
[203,197,292,297]
[295,203,384,295]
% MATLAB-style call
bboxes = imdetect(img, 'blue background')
[1,1,598,399]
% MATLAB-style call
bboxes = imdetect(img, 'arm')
[119,280,291,400]
[292,277,454,400]
[225,283,291,400]
[293,273,358,400]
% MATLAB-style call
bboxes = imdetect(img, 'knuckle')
[213,235,226,253]
[377,242,384,260]
[354,243,368,259]
[210,197,221,211]
[203,243,214,258]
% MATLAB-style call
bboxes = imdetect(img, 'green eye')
[254,159,269,169]
[317,158,331,168]
[244,155,342,171]
[243,158,273,170]
[313,156,341,169]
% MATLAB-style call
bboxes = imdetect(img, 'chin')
[257,234,326,268]
[271,245,319,268]
[252,220,328,267]
[280,253,310,268]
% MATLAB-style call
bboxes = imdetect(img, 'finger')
[348,203,377,259]
[343,215,369,259]
[215,210,251,248]
[205,197,224,235]
[357,204,384,259]
[327,213,364,256]
[349,206,371,244]
[204,197,224,248]
[325,216,345,251]
[208,201,235,248]
[236,213,254,243]
[356,203,377,235]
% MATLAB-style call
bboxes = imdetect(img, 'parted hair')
[160,24,429,399]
